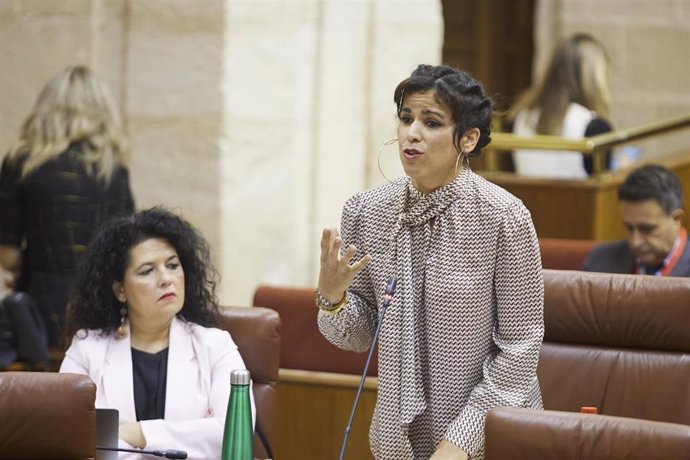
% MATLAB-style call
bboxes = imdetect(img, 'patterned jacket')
[318,168,544,459]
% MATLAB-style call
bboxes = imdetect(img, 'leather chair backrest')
[539,238,595,270]
[253,285,378,376]
[485,407,690,460]
[540,269,690,424]
[217,306,280,459]
[0,372,96,459]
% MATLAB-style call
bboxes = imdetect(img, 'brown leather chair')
[253,285,378,376]
[217,306,280,460]
[0,372,97,459]
[539,269,690,423]
[253,286,378,460]
[484,270,690,459]
[538,238,595,270]
[485,407,690,460]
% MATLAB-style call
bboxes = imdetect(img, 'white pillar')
[219,0,443,305]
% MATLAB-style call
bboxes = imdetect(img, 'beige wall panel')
[0,0,92,148]
[126,0,224,275]
[219,0,443,305]
[626,28,690,94]
[366,0,444,188]
[220,0,321,304]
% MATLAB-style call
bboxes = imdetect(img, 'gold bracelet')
[315,290,348,315]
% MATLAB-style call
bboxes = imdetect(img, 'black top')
[0,144,135,271]
[582,117,614,175]
[0,143,135,345]
[132,347,169,421]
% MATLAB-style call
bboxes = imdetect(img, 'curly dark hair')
[618,164,683,214]
[66,206,220,339]
[393,64,493,158]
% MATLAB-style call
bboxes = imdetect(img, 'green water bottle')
[221,369,253,460]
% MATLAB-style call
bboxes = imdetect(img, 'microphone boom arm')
[337,276,397,460]
[97,446,188,459]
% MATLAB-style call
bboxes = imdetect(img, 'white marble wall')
[124,0,225,263]
[219,0,443,304]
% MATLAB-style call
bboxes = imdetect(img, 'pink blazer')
[60,316,255,460]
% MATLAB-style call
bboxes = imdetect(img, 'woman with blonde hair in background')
[507,33,613,179]
[0,65,135,347]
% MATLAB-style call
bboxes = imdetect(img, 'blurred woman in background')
[0,65,135,346]
[507,33,613,179]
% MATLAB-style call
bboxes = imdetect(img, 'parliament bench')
[0,372,97,459]
[538,237,595,270]
[252,286,376,460]
[484,407,690,460]
[539,270,690,423]
[256,269,690,459]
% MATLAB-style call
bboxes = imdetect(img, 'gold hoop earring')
[377,139,398,183]
[455,151,465,176]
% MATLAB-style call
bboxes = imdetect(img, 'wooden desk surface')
[481,150,690,241]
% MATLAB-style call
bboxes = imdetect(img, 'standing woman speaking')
[317,65,544,460]
[0,65,135,347]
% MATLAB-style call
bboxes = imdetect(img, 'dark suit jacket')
[582,237,690,277]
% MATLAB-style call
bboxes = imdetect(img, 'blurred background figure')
[507,33,613,179]
[0,65,135,347]
[583,164,689,276]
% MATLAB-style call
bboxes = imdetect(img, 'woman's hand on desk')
[119,421,146,448]
[318,228,371,303]
[430,440,468,460]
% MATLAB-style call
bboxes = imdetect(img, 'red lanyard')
[660,227,687,276]
[633,228,687,276]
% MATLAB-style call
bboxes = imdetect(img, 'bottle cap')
[231,369,251,385]
[580,406,598,414]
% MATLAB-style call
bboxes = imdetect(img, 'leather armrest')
[0,372,97,458]
[485,407,690,460]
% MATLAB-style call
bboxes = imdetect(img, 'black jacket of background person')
[582,237,690,277]
[0,143,135,346]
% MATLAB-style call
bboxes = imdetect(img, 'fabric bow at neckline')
[378,169,471,454]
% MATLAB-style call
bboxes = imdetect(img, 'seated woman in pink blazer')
[60,207,254,459]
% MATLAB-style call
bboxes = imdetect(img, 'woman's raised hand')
[318,228,371,303]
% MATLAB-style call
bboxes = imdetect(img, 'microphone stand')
[337,277,397,460]
[97,446,188,459]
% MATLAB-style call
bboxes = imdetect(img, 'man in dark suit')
[583,164,690,276]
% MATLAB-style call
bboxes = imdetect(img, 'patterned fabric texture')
[318,168,544,459]
[0,145,134,345]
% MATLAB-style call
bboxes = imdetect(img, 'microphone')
[97,446,188,459]
[337,276,397,460]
